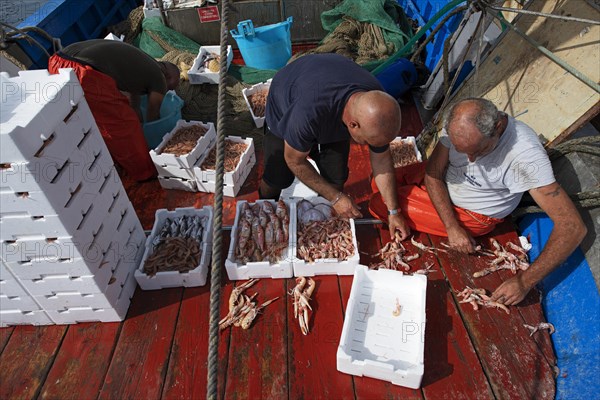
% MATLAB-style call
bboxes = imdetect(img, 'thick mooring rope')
[207,0,231,397]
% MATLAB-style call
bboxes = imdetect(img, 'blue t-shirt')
[265,54,383,152]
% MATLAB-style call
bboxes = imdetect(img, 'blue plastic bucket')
[231,17,293,70]
[140,91,184,149]
[375,58,417,98]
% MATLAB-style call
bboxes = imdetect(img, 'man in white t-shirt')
[425,98,586,305]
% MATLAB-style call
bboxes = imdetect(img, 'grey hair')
[443,98,500,138]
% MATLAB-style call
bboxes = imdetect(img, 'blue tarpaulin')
[519,213,600,400]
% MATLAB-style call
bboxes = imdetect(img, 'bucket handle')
[236,20,255,38]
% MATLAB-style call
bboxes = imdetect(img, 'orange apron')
[369,162,502,237]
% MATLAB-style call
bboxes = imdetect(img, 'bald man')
[372,98,586,305]
[260,54,410,238]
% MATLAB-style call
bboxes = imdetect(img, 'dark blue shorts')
[261,125,350,190]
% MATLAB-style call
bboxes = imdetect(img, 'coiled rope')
[207,0,231,397]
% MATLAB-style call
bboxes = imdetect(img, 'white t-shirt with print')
[439,116,555,219]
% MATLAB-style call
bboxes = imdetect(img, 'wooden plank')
[287,276,355,399]
[429,228,556,399]
[223,278,288,400]
[160,285,210,400]
[38,323,121,400]
[163,234,235,400]
[465,221,557,368]
[0,325,67,400]
[451,0,600,146]
[371,229,494,398]
[98,288,182,400]
[0,326,14,354]
[416,233,494,400]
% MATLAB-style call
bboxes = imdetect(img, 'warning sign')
[198,6,220,23]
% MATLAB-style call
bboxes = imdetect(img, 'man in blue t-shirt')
[260,54,410,238]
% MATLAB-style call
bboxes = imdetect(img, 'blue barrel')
[375,58,417,98]
[231,17,293,70]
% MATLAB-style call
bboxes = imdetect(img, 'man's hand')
[447,225,477,253]
[491,275,531,306]
[388,213,410,241]
[332,193,362,219]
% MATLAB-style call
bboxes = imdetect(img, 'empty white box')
[337,265,427,389]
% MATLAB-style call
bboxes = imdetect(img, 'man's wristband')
[387,208,400,216]
[331,192,345,206]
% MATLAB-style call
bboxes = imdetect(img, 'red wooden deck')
[0,103,556,399]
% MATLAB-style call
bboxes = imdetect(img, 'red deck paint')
[98,288,183,400]
[0,95,557,398]
[0,325,66,399]
[39,323,120,400]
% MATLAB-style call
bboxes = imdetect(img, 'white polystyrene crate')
[44,272,136,323]
[0,163,116,217]
[74,124,106,166]
[0,166,117,241]
[150,120,216,169]
[3,199,141,281]
[0,158,80,208]
[242,79,271,128]
[17,240,136,298]
[0,190,67,217]
[194,137,256,197]
[292,197,360,277]
[337,265,427,389]
[0,229,95,264]
[0,144,113,210]
[0,213,83,240]
[5,256,110,281]
[0,309,54,327]
[35,256,138,311]
[154,164,196,181]
[390,136,422,167]
[93,202,141,265]
[0,177,119,263]
[188,46,233,84]
[158,175,198,192]
[225,200,293,280]
[0,261,28,297]
[1,293,39,311]
[195,159,254,197]
[135,206,213,290]
[195,136,255,186]
[0,69,85,163]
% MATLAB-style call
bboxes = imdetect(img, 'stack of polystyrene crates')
[150,120,216,192]
[0,69,145,326]
[193,136,256,197]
